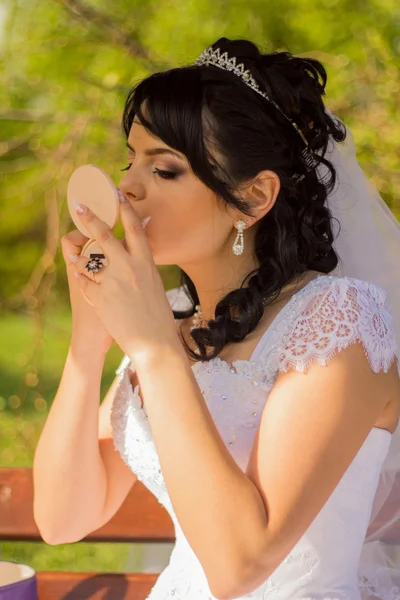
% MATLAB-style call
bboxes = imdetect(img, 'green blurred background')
[0,0,399,576]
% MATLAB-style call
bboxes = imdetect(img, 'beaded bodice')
[111,275,398,599]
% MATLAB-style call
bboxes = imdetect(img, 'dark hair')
[122,37,346,362]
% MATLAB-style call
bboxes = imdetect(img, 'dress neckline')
[128,274,394,439]
[190,274,334,373]
[187,274,394,441]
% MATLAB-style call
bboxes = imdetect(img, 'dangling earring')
[232,220,246,255]
[190,304,204,331]
[191,220,247,332]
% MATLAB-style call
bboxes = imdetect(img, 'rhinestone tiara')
[195,46,318,181]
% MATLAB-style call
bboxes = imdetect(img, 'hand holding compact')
[69,192,179,362]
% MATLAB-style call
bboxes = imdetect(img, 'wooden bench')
[1,467,400,599]
[0,467,175,599]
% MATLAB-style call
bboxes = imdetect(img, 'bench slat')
[0,468,175,542]
[36,572,158,600]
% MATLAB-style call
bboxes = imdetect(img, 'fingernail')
[141,216,151,229]
[73,201,88,215]
[117,189,127,203]
[70,253,80,263]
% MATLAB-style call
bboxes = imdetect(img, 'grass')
[0,541,142,574]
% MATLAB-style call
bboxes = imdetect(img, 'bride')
[33,37,400,599]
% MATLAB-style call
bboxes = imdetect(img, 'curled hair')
[122,36,347,362]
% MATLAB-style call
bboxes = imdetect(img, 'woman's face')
[118,118,242,267]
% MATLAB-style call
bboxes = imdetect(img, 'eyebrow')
[126,141,185,162]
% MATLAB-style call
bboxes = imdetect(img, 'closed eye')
[153,167,179,180]
[120,165,179,180]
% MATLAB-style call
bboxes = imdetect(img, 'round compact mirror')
[67,164,119,242]
[67,164,120,306]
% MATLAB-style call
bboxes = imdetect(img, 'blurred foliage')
[0,0,398,426]
[1,0,399,304]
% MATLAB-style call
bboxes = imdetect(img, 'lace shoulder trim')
[278,277,399,375]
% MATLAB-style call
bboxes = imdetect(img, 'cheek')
[148,176,230,252]
[149,192,227,261]
[151,182,209,231]
[152,202,205,248]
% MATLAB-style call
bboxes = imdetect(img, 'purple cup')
[0,562,38,600]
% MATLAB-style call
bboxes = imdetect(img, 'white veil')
[322,108,400,599]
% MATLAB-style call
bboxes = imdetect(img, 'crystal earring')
[232,220,246,255]
[190,304,204,331]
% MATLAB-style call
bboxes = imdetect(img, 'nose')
[118,181,146,203]
[118,176,146,203]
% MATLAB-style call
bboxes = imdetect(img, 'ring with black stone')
[85,257,104,274]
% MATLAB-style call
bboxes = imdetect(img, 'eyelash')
[120,165,179,180]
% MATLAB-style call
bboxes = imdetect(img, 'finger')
[74,269,99,301]
[73,201,122,259]
[117,190,152,258]
[61,229,90,261]
[66,253,93,270]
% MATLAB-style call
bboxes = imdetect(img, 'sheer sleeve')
[276,277,400,600]
[277,277,399,376]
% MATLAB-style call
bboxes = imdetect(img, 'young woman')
[33,37,400,599]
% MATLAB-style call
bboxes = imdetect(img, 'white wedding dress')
[111,274,400,600]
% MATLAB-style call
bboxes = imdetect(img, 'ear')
[238,170,281,227]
